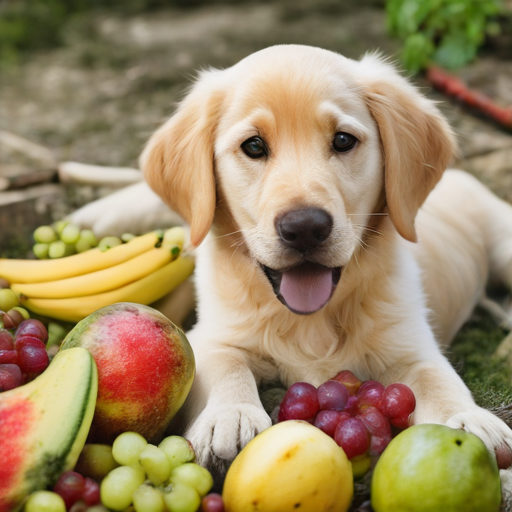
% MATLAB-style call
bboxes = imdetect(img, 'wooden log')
[0,164,56,191]
[0,184,63,254]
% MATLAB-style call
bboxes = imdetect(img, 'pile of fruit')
[0,226,194,323]
[24,431,223,512]
[278,370,416,477]
[0,221,504,512]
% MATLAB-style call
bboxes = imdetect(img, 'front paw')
[185,403,272,472]
[446,408,512,469]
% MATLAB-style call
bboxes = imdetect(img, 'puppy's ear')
[359,55,457,242]
[140,70,226,247]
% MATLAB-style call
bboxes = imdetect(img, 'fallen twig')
[0,130,57,166]
[480,295,512,330]
[58,161,142,186]
[426,66,512,129]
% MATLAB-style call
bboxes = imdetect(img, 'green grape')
[52,220,69,236]
[158,436,196,470]
[121,233,136,242]
[133,484,165,512]
[112,431,148,467]
[0,288,19,312]
[98,236,123,251]
[64,243,76,257]
[48,241,66,259]
[100,465,145,511]
[139,444,172,485]
[75,444,120,481]
[25,490,66,512]
[75,238,92,253]
[33,243,50,259]
[80,229,98,247]
[163,483,200,512]
[60,224,81,244]
[33,225,57,244]
[170,463,213,497]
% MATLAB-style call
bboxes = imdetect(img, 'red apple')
[60,302,195,443]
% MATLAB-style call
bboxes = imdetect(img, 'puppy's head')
[142,45,456,315]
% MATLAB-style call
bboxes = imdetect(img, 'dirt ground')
[1,1,512,509]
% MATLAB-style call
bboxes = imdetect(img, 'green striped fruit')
[0,348,98,512]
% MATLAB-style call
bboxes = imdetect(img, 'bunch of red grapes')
[0,319,50,391]
[278,370,416,474]
[54,471,101,510]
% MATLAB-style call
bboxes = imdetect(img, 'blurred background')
[1,0,511,250]
[1,0,512,410]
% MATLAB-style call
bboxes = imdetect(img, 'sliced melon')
[0,347,98,512]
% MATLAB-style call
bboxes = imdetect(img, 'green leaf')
[433,34,478,69]
[402,33,435,73]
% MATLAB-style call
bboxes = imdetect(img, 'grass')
[449,307,512,409]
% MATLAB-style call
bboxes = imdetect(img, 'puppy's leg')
[176,337,272,474]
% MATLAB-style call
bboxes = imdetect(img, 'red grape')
[15,319,48,344]
[201,493,225,512]
[3,309,25,329]
[344,395,359,416]
[14,335,46,352]
[314,410,350,437]
[0,350,18,365]
[329,370,362,396]
[82,477,100,507]
[278,382,320,422]
[358,406,391,438]
[381,383,416,427]
[0,364,23,391]
[0,330,14,350]
[18,345,49,375]
[389,413,411,429]
[334,416,370,459]
[370,433,392,455]
[317,380,349,411]
[356,380,384,410]
[357,406,392,456]
[54,471,85,509]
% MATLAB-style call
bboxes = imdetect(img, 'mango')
[60,302,195,443]
[223,420,353,512]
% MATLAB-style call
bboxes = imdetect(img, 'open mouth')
[262,262,342,315]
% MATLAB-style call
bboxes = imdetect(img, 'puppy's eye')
[241,136,268,159]
[333,132,358,153]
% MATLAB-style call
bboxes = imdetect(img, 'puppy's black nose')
[277,207,333,253]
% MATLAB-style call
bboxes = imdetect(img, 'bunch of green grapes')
[101,432,218,512]
[32,221,135,259]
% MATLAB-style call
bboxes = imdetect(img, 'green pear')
[371,423,501,512]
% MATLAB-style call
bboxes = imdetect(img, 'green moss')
[448,308,512,409]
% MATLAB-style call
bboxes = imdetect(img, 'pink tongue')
[280,263,333,314]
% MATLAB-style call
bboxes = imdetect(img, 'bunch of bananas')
[0,228,193,323]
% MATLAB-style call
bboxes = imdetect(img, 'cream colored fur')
[73,45,512,471]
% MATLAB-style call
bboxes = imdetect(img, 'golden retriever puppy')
[139,45,512,470]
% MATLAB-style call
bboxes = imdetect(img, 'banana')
[0,231,163,284]
[11,246,175,300]
[22,256,194,322]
